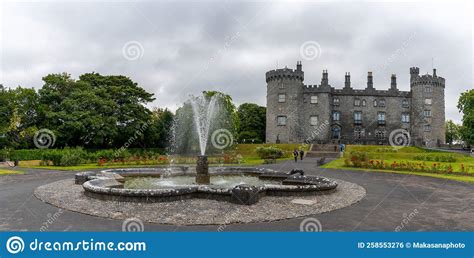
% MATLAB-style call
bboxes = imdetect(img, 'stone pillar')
[196,155,210,184]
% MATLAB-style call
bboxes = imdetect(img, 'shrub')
[414,154,456,163]
[349,151,368,167]
[41,147,86,166]
[255,146,284,159]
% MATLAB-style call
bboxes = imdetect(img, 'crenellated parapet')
[410,74,445,87]
[265,67,304,83]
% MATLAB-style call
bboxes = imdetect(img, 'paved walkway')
[1,158,473,231]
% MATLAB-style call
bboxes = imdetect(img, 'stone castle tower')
[265,62,445,147]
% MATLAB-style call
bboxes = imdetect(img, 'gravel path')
[35,178,365,225]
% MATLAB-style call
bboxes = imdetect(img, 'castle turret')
[265,62,305,143]
[390,74,397,90]
[410,67,445,147]
[410,67,420,82]
[344,72,351,89]
[321,70,329,86]
[366,71,374,89]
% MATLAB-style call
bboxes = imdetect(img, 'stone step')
[311,144,339,152]
[305,151,341,158]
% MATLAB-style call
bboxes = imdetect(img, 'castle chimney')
[296,61,302,71]
[433,68,437,77]
[344,72,351,88]
[321,70,329,86]
[410,67,420,82]
[391,74,397,90]
[367,71,373,89]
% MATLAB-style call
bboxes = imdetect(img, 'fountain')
[75,93,338,205]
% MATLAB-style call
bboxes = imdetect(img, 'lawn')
[322,145,474,183]
[19,144,309,171]
[0,169,24,175]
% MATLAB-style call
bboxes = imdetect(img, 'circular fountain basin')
[77,167,338,205]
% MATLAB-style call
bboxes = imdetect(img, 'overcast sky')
[1,0,472,122]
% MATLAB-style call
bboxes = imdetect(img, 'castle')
[265,62,445,147]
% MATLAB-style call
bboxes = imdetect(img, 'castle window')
[310,95,318,104]
[333,97,340,106]
[362,99,366,107]
[354,128,364,139]
[424,86,433,93]
[331,127,341,139]
[379,99,386,107]
[378,112,386,125]
[402,113,410,123]
[424,124,431,132]
[424,110,432,117]
[310,116,318,126]
[375,130,386,139]
[373,100,378,107]
[332,111,340,121]
[354,111,362,125]
[277,116,287,126]
[402,99,409,108]
[425,98,432,105]
[354,99,360,106]
[278,94,286,103]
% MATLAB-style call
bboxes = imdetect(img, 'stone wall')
[266,62,445,147]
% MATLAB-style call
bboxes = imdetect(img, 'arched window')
[331,127,341,139]
[373,100,378,107]
[362,99,366,107]
[332,111,340,121]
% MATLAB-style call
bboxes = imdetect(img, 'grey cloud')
[1,1,471,123]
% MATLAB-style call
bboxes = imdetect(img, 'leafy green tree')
[445,120,461,145]
[144,108,174,149]
[38,72,156,148]
[237,103,266,143]
[0,86,39,148]
[457,89,474,145]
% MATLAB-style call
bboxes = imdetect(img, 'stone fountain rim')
[77,167,338,204]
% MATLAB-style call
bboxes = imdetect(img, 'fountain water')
[77,93,338,205]
[189,94,222,184]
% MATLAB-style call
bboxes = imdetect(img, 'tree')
[144,108,174,149]
[38,72,156,148]
[445,120,461,146]
[0,86,39,148]
[237,103,266,143]
[457,89,474,145]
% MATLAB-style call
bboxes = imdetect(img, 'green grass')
[18,143,307,171]
[0,169,24,175]
[322,145,474,183]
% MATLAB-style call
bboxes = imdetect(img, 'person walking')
[299,149,305,160]
[293,149,299,163]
